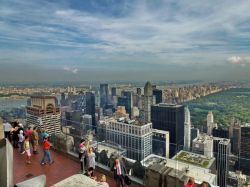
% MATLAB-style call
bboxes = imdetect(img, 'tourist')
[40,129,49,143]
[87,147,96,169]
[18,130,25,154]
[12,123,19,148]
[3,120,12,141]
[200,182,209,187]
[112,158,127,187]
[25,126,33,148]
[31,126,39,154]
[40,136,54,165]
[79,139,87,173]
[84,167,97,180]
[23,135,31,164]
[184,177,197,187]
[99,174,109,187]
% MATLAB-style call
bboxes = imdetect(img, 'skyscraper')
[192,133,213,158]
[140,81,154,123]
[117,91,133,118]
[26,96,61,135]
[239,124,250,175]
[105,117,152,161]
[191,127,199,148]
[85,92,96,129]
[100,84,109,109]
[184,107,191,151]
[229,119,241,155]
[213,137,230,187]
[152,129,169,158]
[152,89,162,104]
[207,111,217,135]
[151,103,185,158]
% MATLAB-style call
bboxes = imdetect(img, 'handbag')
[124,175,132,185]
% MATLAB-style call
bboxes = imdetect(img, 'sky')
[0,0,250,83]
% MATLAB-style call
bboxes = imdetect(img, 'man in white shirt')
[3,121,12,140]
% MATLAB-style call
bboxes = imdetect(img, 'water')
[0,98,27,111]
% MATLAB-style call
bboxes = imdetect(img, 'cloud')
[63,66,78,74]
[227,56,250,66]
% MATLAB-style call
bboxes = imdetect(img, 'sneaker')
[26,161,31,164]
[40,162,46,165]
[49,161,55,165]
[21,151,25,154]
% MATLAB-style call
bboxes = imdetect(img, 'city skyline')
[1,0,250,83]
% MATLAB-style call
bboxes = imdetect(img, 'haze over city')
[1,0,250,83]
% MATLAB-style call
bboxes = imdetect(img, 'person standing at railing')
[112,158,127,187]
[79,139,87,173]
[18,130,25,154]
[184,177,197,187]
[87,147,96,169]
[31,126,39,154]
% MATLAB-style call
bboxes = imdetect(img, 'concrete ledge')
[15,175,46,187]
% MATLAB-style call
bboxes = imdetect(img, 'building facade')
[151,103,184,158]
[152,89,162,104]
[105,118,152,161]
[140,81,154,123]
[192,133,213,158]
[26,96,61,135]
[213,137,230,187]
[152,129,170,158]
[184,107,191,151]
[100,84,109,109]
[239,124,250,175]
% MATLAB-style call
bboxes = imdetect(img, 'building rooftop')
[13,146,141,187]
[164,157,217,185]
[173,150,215,169]
[141,154,166,167]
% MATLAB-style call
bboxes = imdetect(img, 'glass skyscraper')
[151,103,184,158]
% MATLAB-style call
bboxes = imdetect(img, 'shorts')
[33,140,38,146]
[26,149,31,157]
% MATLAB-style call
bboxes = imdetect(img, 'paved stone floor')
[13,146,142,187]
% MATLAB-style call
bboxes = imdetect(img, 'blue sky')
[0,0,250,82]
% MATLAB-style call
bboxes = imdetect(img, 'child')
[18,130,25,154]
[24,135,31,164]
[99,174,109,187]
[41,136,54,165]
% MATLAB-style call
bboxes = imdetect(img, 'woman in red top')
[40,136,54,165]
[184,177,197,187]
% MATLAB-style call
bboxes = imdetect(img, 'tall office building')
[184,107,191,151]
[26,96,61,135]
[212,127,229,139]
[117,91,133,118]
[111,87,117,96]
[192,133,213,158]
[100,84,109,109]
[136,88,142,95]
[229,119,241,155]
[239,124,250,175]
[207,111,217,135]
[85,92,96,128]
[140,81,154,123]
[152,89,162,104]
[151,103,184,158]
[105,117,152,161]
[191,127,199,148]
[213,137,231,187]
